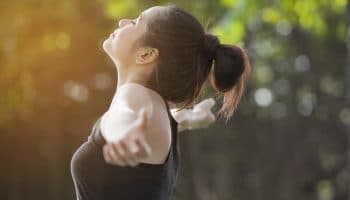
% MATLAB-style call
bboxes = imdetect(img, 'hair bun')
[201,33,221,61]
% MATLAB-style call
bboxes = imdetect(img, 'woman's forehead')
[141,6,163,21]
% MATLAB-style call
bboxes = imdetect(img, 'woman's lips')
[109,30,119,38]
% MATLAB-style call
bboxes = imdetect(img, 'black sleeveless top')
[70,96,180,200]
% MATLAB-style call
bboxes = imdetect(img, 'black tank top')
[70,96,180,200]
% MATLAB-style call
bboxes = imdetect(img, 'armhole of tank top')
[161,97,178,163]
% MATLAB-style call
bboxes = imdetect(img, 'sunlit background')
[1,0,349,199]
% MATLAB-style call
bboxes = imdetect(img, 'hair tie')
[201,33,220,61]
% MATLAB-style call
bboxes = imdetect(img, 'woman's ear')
[135,47,159,64]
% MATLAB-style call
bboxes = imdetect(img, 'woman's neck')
[115,64,153,90]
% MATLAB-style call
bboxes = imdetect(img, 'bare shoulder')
[101,83,154,142]
[116,83,154,113]
[141,92,172,165]
[117,83,172,165]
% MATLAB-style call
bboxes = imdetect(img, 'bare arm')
[170,98,216,132]
[102,108,152,167]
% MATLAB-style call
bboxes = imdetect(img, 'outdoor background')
[0,0,349,200]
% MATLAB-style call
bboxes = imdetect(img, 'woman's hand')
[102,108,152,167]
[171,97,216,132]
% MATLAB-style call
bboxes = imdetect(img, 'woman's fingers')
[103,144,126,166]
[103,145,111,162]
[129,108,149,137]
[102,108,152,167]
[193,98,215,112]
[110,141,136,167]
[137,108,148,131]
[120,135,152,165]
[185,108,216,130]
[116,140,139,167]
[134,135,152,157]
[105,135,151,167]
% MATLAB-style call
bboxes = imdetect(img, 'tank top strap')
[158,96,178,154]
[159,96,180,171]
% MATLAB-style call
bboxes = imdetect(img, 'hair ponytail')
[202,33,251,122]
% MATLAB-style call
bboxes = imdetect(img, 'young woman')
[70,4,251,200]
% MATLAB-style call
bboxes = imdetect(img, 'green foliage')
[0,0,347,200]
[104,0,138,18]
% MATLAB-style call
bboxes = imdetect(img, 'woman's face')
[102,6,162,68]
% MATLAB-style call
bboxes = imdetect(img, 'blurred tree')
[0,0,348,200]
[345,1,350,200]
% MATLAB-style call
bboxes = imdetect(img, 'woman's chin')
[102,39,111,53]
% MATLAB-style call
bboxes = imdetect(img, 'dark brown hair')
[140,4,251,123]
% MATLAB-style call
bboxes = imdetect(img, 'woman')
[70,4,251,200]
